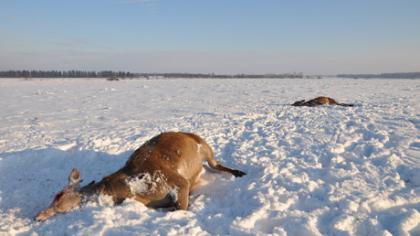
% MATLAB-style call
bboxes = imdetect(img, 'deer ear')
[68,168,80,186]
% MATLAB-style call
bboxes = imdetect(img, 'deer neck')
[78,180,105,203]
[79,170,133,204]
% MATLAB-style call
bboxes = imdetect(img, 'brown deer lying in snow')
[291,96,354,107]
[35,132,246,221]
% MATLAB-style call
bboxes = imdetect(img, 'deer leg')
[188,169,203,193]
[165,171,191,210]
[337,103,354,107]
[291,99,306,106]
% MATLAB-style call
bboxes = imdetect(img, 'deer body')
[292,96,354,107]
[36,132,245,221]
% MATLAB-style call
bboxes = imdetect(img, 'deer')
[35,132,246,221]
[291,96,354,107]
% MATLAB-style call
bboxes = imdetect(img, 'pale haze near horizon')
[0,0,419,74]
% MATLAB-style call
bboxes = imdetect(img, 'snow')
[0,78,419,235]
[126,171,168,195]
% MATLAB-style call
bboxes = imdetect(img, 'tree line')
[0,70,135,78]
[337,72,420,79]
[2,70,419,79]
[0,70,303,79]
[136,72,303,79]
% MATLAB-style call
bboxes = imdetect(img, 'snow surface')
[0,78,419,235]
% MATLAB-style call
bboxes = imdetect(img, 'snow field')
[0,78,419,235]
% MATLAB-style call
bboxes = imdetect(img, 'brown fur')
[36,132,245,221]
[291,96,354,107]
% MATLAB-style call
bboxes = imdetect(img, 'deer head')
[35,168,82,221]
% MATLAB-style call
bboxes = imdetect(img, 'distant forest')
[1,70,419,79]
[0,70,136,78]
[337,72,420,79]
[0,70,303,79]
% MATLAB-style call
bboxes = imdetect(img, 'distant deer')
[291,96,354,107]
[35,132,246,221]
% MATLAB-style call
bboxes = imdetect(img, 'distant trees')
[0,70,135,78]
[3,70,420,79]
[337,72,420,79]
[134,72,304,79]
[0,70,304,79]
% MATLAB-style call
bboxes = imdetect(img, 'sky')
[0,0,419,74]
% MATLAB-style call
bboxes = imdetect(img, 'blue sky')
[1,0,419,74]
